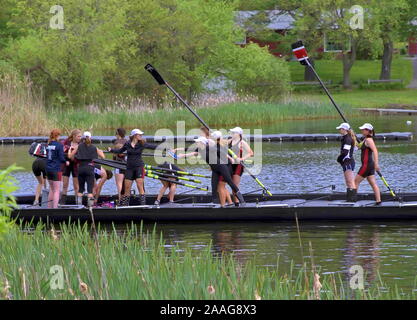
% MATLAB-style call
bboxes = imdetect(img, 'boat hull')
[11,193,417,223]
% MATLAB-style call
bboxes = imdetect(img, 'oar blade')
[145,64,166,85]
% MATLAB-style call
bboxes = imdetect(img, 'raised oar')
[146,173,208,191]
[145,63,273,196]
[291,40,397,198]
[145,169,202,184]
[143,164,210,178]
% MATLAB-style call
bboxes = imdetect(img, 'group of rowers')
[30,121,381,208]
[31,126,253,208]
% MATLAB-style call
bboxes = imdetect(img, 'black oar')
[146,173,208,191]
[145,64,273,196]
[145,169,202,184]
[292,41,397,198]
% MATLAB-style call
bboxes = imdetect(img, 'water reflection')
[142,221,417,290]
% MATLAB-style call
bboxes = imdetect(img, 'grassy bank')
[289,58,414,85]
[294,89,417,109]
[0,223,415,300]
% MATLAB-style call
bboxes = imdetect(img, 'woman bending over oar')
[355,123,381,205]
[228,127,253,205]
[176,135,246,207]
[336,123,357,202]
[108,129,158,206]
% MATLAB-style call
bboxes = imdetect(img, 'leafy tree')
[373,0,409,79]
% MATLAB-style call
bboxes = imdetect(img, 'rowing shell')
[12,193,417,222]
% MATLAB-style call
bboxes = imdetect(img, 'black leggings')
[210,164,240,195]
[78,165,95,194]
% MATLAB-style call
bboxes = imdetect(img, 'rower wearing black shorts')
[336,123,357,202]
[32,157,47,205]
[108,129,158,206]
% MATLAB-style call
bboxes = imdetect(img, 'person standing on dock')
[355,123,381,205]
[228,127,254,205]
[46,129,67,209]
[60,129,82,205]
[31,156,48,206]
[69,132,105,207]
[336,123,357,202]
[107,129,158,206]
[113,128,128,201]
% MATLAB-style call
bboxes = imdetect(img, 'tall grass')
[51,99,358,133]
[0,223,415,300]
[0,74,54,136]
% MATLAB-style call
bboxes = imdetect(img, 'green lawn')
[289,57,414,85]
[294,89,417,108]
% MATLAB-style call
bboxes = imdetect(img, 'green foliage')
[0,0,290,106]
[0,165,20,237]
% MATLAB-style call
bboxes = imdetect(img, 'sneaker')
[33,200,39,206]
[154,200,160,206]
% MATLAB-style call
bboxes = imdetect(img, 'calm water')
[2,116,417,291]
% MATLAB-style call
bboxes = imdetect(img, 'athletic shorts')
[46,171,62,181]
[114,168,126,175]
[231,164,244,177]
[341,160,355,172]
[32,158,47,178]
[63,161,78,178]
[358,164,375,178]
[218,165,233,182]
[125,167,145,180]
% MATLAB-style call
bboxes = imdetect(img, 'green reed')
[51,101,358,133]
[0,222,414,300]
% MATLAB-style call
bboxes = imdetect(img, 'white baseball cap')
[336,123,350,130]
[130,129,144,136]
[229,127,243,135]
[359,123,374,131]
[194,136,208,144]
[83,131,92,138]
[210,130,223,140]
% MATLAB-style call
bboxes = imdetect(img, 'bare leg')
[157,184,169,202]
[136,178,145,195]
[168,184,176,202]
[344,170,355,189]
[34,176,44,203]
[62,175,69,195]
[115,173,124,200]
[367,175,381,202]
[354,174,365,191]
[124,179,133,197]
[73,177,79,195]
[48,180,61,208]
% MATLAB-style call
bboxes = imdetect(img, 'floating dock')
[0,132,413,145]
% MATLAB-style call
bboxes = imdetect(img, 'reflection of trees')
[343,228,381,288]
